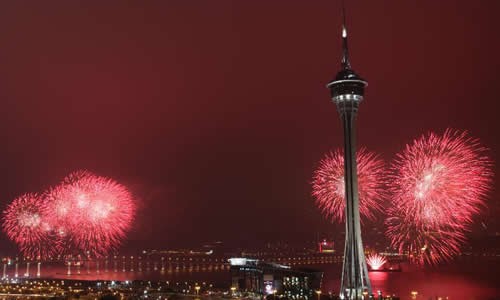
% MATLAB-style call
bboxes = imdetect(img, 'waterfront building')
[229,258,322,299]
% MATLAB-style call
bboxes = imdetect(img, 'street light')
[230,286,236,296]
[195,285,200,295]
[315,290,322,300]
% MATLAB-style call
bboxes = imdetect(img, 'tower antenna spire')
[341,0,351,70]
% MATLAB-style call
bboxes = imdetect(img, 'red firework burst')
[386,214,465,265]
[386,129,493,264]
[46,170,136,257]
[312,148,386,222]
[2,193,58,259]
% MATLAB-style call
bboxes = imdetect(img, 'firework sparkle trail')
[2,171,136,259]
[312,148,386,223]
[46,170,136,257]
[2,193,58,259]
[366,253,387,271]
[386,129,493,264]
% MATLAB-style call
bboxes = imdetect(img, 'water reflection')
[318,259,500,300]
[369,271,389,296]
[2,258,500,299]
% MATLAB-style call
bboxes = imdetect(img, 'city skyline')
[1,0,499,253]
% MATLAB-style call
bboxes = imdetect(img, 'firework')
[386,214,465,265]
[386,129,493,264]
[2,193,58,259]
[312,148,386,222]
[366,253,387,271]
[46,170,136,257]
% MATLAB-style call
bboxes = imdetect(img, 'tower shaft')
[338,100,371,299]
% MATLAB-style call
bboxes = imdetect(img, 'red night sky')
[0,1,499,251]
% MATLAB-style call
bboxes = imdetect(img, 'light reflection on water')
[1,263,232,288]
[3,258,500,299]
[320,259,500,300]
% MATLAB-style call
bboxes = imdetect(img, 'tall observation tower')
[326,5,372,300]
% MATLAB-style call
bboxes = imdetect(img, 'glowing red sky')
[0,1,499,250]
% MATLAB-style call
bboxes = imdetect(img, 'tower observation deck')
[326,4,372,300]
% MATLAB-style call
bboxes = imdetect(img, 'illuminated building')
[229,258,322,299]
[318,239,335,253]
